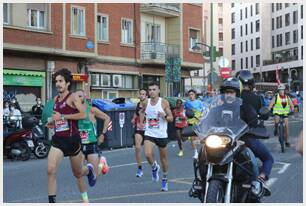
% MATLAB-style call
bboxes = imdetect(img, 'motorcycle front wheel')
[19,141,31,161]
[34,140,50,159]
[206,180,225,203]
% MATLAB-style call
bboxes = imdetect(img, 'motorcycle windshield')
[193,94,248,141]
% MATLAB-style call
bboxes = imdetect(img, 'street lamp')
[192,42,213,92]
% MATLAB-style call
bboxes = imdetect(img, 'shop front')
[3,69,45,112]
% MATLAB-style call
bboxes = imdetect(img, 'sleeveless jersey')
[78,102,98,144]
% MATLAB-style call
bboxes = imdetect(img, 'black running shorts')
[51,135,81,157]
[144,135,168,148]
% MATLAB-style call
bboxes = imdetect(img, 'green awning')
[3,69,45,77]
[3,69,45,87]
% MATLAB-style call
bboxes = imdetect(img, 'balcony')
[140,42,180,64]
[263,55,299,66]
[140,3,181,17]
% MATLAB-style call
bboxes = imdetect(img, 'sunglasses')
[225,90,236,94]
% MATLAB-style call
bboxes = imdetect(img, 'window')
[293,11,298,24]
[27,4,47,29]
[241,58,243,70]
[146,23,161,42]
[280,34,283,46]
[240,9,243,20]
[97,14,109,41]
[256,55,260,66]
[251,5,253,16]
[232,44,235,55]
[272,3,274,12]
[251,39,253,50]
[240,25,243,36]
[218,3,223,7]
[241,42,243,53]
[245,57,248,69]
[301,25,303,39]
[251,56,254,68]
[255,3,259,14]
[232,28,235,39]
[121,18,133,44]
[218,18,223,24]
[101,74,111,87]
[256,37,260,49]
[3,3,9,24]
[232,60,236,70]
[245,24,248,35]
[285,3,289,8]
[280,3,282,10]
[276,34,281,47]
[293,48,298,57]
[112,75,122,87]
[301,5,303,19]
[272,36,275,48]
[285,32,290,45]
[103,91,118,99]
[285,13,290,26]
[231,13,235,23]
[189,29,200,49]
[219,32,223,41]
[245,40,248,52]
[245,7,248,18]
[276,16,282,29]
[293,30,298,43]
[231,3,235,7]
[71,6,85,36]
[272,18,274,30]
[219,48,223,56]
[91,74,100,86]
[255,20,260,32]
[251,22,253,33]
[123,75,136,89]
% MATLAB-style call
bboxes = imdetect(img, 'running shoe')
[161,178,168,191]
[136,168,143,177]
[99,156,109,175]
[152,162,160,182]
[87,163,97,187]
[177,150,184,157]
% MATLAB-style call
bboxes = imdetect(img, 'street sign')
[220,67,232,79]
[86,40,94,49]
[218,56,229,68]
[119,112,125,128]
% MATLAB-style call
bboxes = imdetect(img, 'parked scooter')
[3,116,35,161]
[31,120,50,159]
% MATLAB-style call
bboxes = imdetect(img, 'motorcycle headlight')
[205,135,231,148]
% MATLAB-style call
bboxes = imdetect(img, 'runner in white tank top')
[145,97,168,138]
[139,82,173,192]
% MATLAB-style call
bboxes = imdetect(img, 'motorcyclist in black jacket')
[236,70,274,183]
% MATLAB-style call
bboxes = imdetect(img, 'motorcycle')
[31,120,51,159]
[3,116,34,161]
[182,95,271,203]
[3,116,50,161]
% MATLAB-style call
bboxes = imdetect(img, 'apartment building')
[185,3,232,94]
[3,3,203,111]
[230,3,303,90]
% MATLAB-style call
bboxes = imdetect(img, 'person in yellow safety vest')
[268,84,294,147]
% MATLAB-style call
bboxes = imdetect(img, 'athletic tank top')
[145,98,168,138]
[53,92,79,137]
[135,102,145,131]
[78,102,97,144]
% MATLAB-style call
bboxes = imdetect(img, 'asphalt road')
[3,115,303,203]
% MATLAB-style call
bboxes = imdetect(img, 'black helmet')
[236,70,255,87]
[220,77,241,97]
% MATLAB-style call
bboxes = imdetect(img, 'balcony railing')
[140,42,180,63]
[263,55,299,66]
[140,3,181,17]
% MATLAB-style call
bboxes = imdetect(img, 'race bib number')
[55,120,69,132]
[175,117,183,124]
[80,130,89,144]
[148,118,160,129]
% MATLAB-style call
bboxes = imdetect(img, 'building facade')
[3,3,203,111]
[230,3,303,91]
[185,3,232,94]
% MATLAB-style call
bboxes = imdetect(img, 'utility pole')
[210,3,213,90]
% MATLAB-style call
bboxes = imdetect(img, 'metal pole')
[288,66,291,91]
[210,3,213,90]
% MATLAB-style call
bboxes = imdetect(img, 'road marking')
[110,161,148,168]
[276,162,291,174]
[265,177,277,187]
[65,189,189,203]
